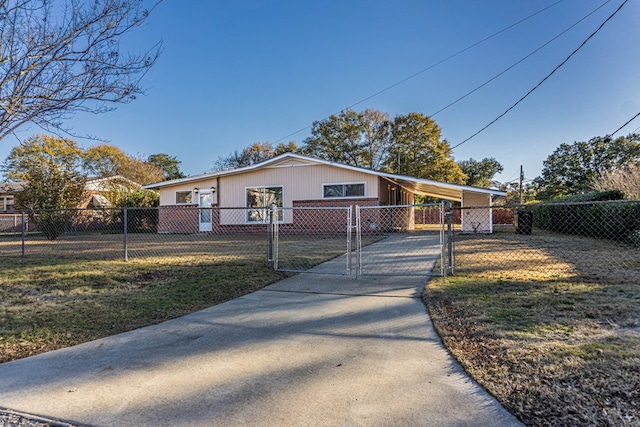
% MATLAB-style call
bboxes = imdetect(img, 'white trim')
[322,181,366,199]
[198,190,214,232]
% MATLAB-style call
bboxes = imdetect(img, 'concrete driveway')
[0,235,522,426]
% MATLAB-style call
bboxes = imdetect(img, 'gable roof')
[84,175,142,192]
[143,153,506,202]
[2,175,142,194]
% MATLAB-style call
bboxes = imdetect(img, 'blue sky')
[2,0,639,185]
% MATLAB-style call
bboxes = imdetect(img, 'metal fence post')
[439,201,445,276]
[123,208,128,261]
[21,211,25,257]
[445,201,454,276]
[354,205,361,278]
[268,203,274,269]
[347,205,353,277]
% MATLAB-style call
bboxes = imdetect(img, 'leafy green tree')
[386,112,466,184]
[273,141,300,156]
[302,109,390,170]
[458,157,503,188]
[534,134,640,200]
[147,153,185,180]
[110,189,160,208]
[213,141,299,170]
[495,181,538,206]
[302,109,464,182]
[2,134,86,239]
[361,109,391,170]
[0,0,162,141]
[303,109,368,167]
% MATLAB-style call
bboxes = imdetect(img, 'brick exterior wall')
[157,197,422,235]
[158,205,199,234]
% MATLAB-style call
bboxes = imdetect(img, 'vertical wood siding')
[218,164,379,207]
[158,180,218,206]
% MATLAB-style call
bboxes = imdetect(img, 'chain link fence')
[356,204,445,276]
[2,201,638,283]
[0,207,269,263]
[273,206,353,274]
[450,200,640,283]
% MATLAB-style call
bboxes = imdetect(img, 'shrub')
[29,210,75,240]
[533,192,640,244]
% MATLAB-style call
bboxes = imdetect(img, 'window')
[1,196,15,211]
[323,183,365,198]
[176,191,192,204]
[246,186,283,223]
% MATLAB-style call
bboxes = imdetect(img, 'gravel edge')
[0,409,79,427]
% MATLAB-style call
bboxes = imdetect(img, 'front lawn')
[425,232,640,426]
[0,257,287,363]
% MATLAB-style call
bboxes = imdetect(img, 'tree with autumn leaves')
[216,109,474,186]
[1,135,184,238]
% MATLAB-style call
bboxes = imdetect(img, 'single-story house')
[144,153,506,234]
[0,175,141,211]
[79,175,142,209]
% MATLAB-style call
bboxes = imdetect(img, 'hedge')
[532,191,640,245]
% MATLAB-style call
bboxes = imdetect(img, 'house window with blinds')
[323,183,365,199]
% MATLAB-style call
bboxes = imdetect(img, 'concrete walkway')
[0,235,522,427]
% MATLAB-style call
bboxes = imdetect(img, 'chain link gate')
[356,203,446,277]
[270,205,353,275]
[269,203,449,277]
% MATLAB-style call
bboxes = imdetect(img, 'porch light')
[193,187,199,194]
[210,187,216,193]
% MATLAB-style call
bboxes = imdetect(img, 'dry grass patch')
[425,231,640,426]
[0,256,288,363]
[0,232,356,364]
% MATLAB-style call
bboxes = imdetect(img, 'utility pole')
[519,165,524,205]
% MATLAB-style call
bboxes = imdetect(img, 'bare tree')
[593,164,640,200]
[0,0,163,141]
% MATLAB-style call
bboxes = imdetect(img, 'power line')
[430,0,612,117]
[451,0,629,150]
[272,0,565,144]
[607,111,640,138]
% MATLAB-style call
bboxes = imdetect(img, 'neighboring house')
[0,182,22,211]
[1,175,144,232]
[143,153,506,234]
[79,175,142,209]
[0,175,142,210]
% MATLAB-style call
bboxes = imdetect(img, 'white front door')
[198,191,213,232]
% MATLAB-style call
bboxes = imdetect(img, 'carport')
[374,172,506,233]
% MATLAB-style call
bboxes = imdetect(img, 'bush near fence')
[532,194,640,245]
